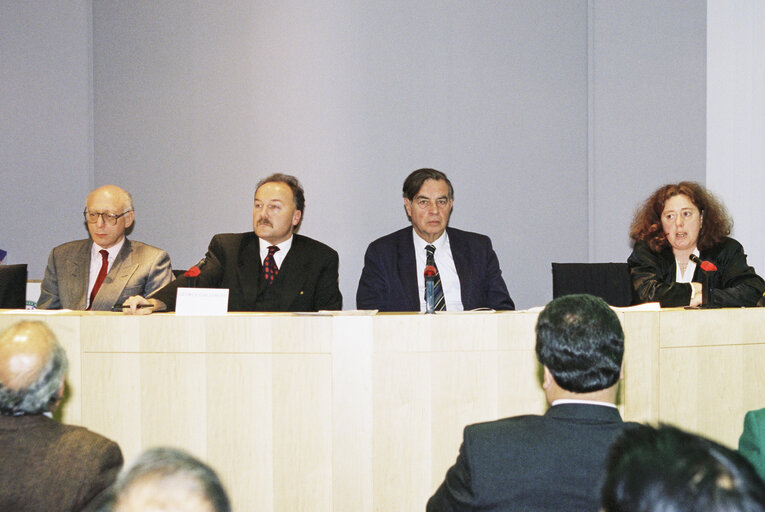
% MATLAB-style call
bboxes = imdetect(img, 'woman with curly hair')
[628,182,765,307]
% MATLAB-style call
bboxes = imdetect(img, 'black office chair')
[551,262,633,307]
[0,264,28,309]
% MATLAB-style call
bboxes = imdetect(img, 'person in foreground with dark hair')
[427,294,635,511]
[602,424,765,512]
[123,173,342,313]
[106,447,230,512]
[0,321,123,512]
[628,181,765,307]
[356,168,514,312]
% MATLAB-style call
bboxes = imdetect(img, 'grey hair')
[110,447,231,512]
[0,321,68,415]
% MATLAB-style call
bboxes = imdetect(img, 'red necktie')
[263,245,279,284]
[87,250,109,310]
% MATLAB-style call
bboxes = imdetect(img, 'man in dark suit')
[37,184,173,311]
[123,173,341,313]
[0,321,123,512]
[427,294,635,511]
[356,168,513,312]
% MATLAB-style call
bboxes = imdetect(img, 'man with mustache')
[123,174,341,313]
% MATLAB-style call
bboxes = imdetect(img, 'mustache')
[257,219,272,227]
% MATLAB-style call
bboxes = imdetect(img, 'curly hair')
[629,182,732,252]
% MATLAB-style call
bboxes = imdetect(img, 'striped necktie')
[425,245,446,311]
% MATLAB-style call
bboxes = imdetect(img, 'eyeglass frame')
[83,209,133,226]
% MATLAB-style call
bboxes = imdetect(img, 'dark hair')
[602,424,765,512]
[0,321,68,415]
[110,447,231,512]
[629,181,732,252]
[535,294,623,393]
[256,173,305,214]
[402,168,454,201]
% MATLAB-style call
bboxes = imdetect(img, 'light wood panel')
[1,308,764,511]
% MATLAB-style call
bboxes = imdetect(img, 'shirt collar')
[92,237,125,261]
[411,228,448,253]
[551,398,617,409]
[259,235,293,257]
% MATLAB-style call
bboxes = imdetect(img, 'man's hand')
[121,296,166,315]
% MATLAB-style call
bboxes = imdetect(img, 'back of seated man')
[740,406,765,482]
[602,424,765,512]
[427,294,636,511]
[0,321,123,512]
[106,447,231,512]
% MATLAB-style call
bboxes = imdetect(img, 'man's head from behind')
[535,294,623,398]
[85,185,135,250]
[602,424,765,512]
[110,447,230,512]
[0,321,68,416]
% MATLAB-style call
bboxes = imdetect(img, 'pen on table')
[111,303,154,311]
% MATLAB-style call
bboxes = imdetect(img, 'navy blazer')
[355,227,514,311]
[152,232,342,312]
[427,404,635,512]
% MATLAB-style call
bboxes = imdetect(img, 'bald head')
[85,185,135,249]
[87,185,134,212]
[0,321,67,415]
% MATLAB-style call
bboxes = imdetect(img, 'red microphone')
[424,265,437,277]
[424,265,437,314]
[689,254,717,272]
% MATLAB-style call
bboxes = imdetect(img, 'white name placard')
[175,287,229,316]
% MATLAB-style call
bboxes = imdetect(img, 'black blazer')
[355,227,514,311]
[152,232,342,311]
[427,404,635,512]
[628,237,765,307]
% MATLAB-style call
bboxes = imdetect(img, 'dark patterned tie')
[263,245,280,284]
[87,250,109,310]
[425,245,446,311]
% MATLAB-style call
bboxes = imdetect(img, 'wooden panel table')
[1,308,764,511]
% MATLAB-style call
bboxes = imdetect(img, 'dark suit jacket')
[152,232,342,311]
[37,238,173,310]
[739,407,765,482]
[427,404,635,512]
[356,227,514,311]
[0,414,123,512]
[628,237,765,307]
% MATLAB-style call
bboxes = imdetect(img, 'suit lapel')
[397,228,420,310]
[238,233,262,303]
[67,241,91,310]
[448,228,473,306]
[92,239,138,310]
[275,235,309,309]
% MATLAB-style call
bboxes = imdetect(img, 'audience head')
[602,424,765,512]
[402,168,454,243]
[535,294,623,395]
[629,181,732,253]
[253,173,304,244]
[0,321,68,415]
[110,447,231,512]
[84,185,135,249]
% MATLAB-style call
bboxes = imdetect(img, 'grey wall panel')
[1,1,93,274]
[92,1,589,308]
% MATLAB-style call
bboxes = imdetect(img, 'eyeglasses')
[83,210,132,225]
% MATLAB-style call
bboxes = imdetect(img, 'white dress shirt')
[258,236,293,268]
[412,230,463,312]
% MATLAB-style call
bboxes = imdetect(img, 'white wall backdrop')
[707,0,765,278]
[5,1,757,309]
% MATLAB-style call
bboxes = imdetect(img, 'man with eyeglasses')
[37,185,173,310]
[356,168,514,312]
